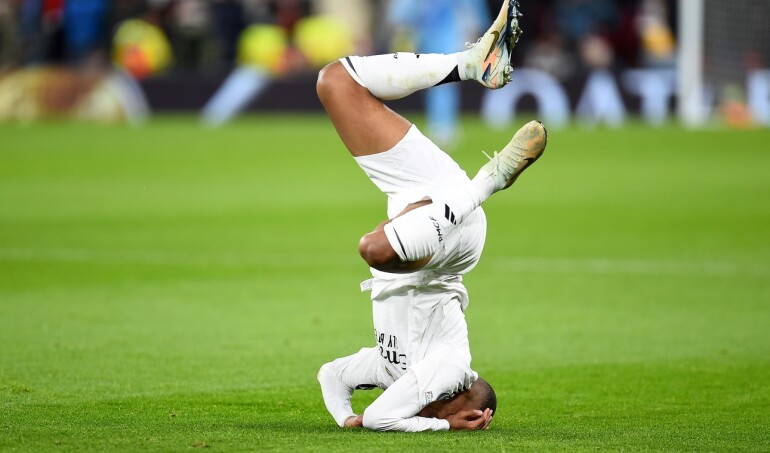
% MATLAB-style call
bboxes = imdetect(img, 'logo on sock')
[444,204,457,225]
[429,216,443,242]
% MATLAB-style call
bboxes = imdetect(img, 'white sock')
[341,52,469,101]
[383,186,485,262]
[470,169,498,201]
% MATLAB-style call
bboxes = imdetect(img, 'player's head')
[417,376,497,420]
[468,377,497,413]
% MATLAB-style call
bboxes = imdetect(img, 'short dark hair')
[474,377,497,413]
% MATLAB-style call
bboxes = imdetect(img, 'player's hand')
[343,415,363,428]
[480,409,494,430]
[446,408,493,431]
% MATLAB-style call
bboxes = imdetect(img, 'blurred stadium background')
[0,0,768,128]
[1,0,769,450]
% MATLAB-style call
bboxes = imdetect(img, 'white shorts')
[354,125,487,276]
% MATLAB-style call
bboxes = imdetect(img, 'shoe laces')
[465,37,482,50]
[482,143,525,176]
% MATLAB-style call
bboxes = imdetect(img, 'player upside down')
[316,0,547,432]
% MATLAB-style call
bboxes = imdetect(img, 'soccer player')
[316,0,547,432]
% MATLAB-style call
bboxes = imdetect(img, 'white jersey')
[319,125,487,432]
[318,276,478,432]
[366,272,472,385]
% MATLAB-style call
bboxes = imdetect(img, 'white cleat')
[476,120,547,192]
[463,0,523,89]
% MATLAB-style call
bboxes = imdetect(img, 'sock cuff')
[339,56,366,88]
[434,183,483,225]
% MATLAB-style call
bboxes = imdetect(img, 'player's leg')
[359,121,548,273]
[316,61,412,157]
[358,200,434,273]
[322,0,530,273]
[317,0,522,157]
[316,52,475,157]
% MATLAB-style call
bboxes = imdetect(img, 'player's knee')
[358,233,397,269]
[316,61,345,103]
[316,65,331,101]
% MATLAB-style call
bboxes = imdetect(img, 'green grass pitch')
[1,116,769,451]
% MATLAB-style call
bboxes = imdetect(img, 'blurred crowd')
[0,0,372,75]
[517,0,677,79]
[0,0,678,77]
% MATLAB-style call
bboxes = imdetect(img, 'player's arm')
[317,347,383,428]
[317,362,356,427]
[318,350,458,431]
[362,345,492,432]
[361,369,491,432]
[362,369,449,431]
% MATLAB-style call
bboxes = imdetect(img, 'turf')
[1,116,769,451]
